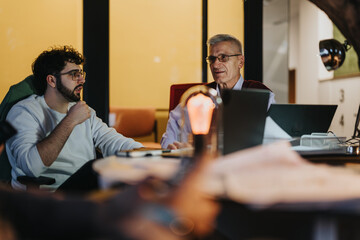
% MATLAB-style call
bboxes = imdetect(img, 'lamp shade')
[187,94,215,135]
[319,39,350,71]
[179,85,222,157]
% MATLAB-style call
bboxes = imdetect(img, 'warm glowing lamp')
[179,85,222,157]
[187,94,215,135]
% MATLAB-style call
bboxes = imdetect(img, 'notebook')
[222,89,270,155]
[268,104,337,137]
[116,148,170,157]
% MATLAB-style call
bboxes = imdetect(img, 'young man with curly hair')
[6,46,143,191]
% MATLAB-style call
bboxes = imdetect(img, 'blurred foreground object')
[206,141,360,206]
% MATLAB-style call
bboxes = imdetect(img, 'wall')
[288,0,299,70]
[109,1,201,110]
[0,0,83,100]
[263,0,289,103]
[109,0,244,110]
[208,0,244,78]
[319,77,360,137]
[294,0,360,138]
[296,0,320,104]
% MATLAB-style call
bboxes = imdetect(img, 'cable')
[327,131,347,144]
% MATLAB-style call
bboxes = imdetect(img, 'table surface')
[93,154,360,206]
[93,154,360,240]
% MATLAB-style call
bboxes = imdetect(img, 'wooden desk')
[304,154,360,165]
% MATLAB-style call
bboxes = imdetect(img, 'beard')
[56,78,82,102]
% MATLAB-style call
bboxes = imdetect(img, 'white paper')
[263,116,292,144]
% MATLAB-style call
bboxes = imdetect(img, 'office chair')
[0,75,55,188]
[169,83,206,112]
[109,107,161,148]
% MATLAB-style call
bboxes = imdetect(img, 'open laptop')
[222,89,270,155]
[268,104,337,137]
[293,104,360,164]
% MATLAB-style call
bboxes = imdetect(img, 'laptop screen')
[222,89,270,155]
[268,104,337,137]
[352,105,360,138]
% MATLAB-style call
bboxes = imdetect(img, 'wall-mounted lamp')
[319,39,351,71]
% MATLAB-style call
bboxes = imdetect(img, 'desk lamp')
[179,85,222,157]
[319,39,351,71]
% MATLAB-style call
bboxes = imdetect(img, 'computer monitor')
[352,105,360,138]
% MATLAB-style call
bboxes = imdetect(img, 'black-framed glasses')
[59,69,86,81]
[206,54,241,64]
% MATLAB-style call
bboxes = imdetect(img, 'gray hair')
[207,34,243,54]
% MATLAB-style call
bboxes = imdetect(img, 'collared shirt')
[215,75,244,96]
[215,76,275,109]
[160,76,276,149]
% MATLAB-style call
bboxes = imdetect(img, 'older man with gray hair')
[161,34,276,149]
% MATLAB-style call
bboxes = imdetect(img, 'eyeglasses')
[59,69,86,81]
[206,54,241,64]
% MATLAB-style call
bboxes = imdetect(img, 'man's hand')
[66,101,91,125]
[208,141,307,176]
[167,141,192,150]
[37,101,91,167]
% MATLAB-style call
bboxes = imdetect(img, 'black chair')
[0,75,55,188]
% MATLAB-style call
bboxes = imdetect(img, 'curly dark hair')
[31,46,85,95]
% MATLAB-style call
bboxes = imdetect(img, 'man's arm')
[90,111,143,156]
[36,101,91,166]
[161,104,192,149]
